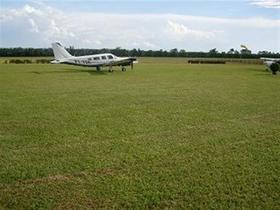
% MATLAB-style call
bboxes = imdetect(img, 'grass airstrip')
[0,58,279,209]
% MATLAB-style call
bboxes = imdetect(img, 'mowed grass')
[0,58,279,209]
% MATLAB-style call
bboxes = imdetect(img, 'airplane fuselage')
[260,57,280,75]
[54,53,134,67]
[51,42,137,71]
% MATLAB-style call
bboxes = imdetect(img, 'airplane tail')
[51,42,73,60]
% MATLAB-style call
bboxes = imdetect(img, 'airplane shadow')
[243,67,275,75]
[29,68,108,76]
[254,73,279,77]
[243,67,265,72]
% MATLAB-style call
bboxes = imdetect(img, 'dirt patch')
[14,167,121,186]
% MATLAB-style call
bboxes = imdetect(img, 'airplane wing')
[113,57,137,66]
[260,57,280,62]
[114,57,137,64]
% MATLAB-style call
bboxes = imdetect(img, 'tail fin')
[51,42,73,60]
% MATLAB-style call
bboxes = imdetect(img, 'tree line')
[0,47,279,58]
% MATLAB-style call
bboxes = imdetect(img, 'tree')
[179,49,187,57]
[209,48,218,54]
[68,46,75,56]
[234,50,239,55]
[227,48,235,54]
[170,48,178,57]
[240,49,251,55]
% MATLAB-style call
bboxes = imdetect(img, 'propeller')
[130,57,137,70]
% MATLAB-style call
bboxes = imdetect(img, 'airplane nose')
[130,57,137,62]
[130,57,137,69]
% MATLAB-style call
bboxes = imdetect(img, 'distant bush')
[187,58,262,65]
[9,59,24,64]
[2,58,51,64]
[23,59,32,64]
[188,60,200,64]
[36,59,50,64]
[188,60,226,64]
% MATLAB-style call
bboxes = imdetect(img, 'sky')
[0,0,279,52]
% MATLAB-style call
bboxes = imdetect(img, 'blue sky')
[1,0,279,52]
[2,0,279,18]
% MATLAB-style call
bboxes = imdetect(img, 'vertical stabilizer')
[51,42,72,60]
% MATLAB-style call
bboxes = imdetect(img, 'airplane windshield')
[107,55,113,59]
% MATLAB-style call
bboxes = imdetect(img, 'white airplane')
[260,57,280,75]
[51,42,137,72]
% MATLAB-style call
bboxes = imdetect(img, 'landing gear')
[270,63,279,75]
[108,65,113,72]
[121,66,126,72]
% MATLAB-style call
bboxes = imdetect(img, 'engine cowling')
[269,62,280,75]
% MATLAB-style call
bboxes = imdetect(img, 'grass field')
[0,58,279,209]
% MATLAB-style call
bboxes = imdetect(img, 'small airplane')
[260,57,280,75]
[51,42,137,72]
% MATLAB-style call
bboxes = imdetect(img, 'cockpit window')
[107,55,113,59]
[101,56,107,60]
[93,57,100,60]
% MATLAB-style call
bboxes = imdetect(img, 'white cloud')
[0,4,76,43]
[166,20,215,40]
[0,3,279,52]
[82,39,102,45]
[143,41,157,49]
[23,4,43,15]
[249,0,280,9]
[47,19,75,39]
[28,18,39,33]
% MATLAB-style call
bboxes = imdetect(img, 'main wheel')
[270,63,279,75]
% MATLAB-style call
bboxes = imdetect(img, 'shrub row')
[35,59,50,64]
[187,58,262,65]
[188,60,226,64]
[3,59,51,64]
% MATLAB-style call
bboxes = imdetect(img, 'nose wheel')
[108,65,114,72]
[121,66,126,71]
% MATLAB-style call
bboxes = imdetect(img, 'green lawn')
[0,58,279,209]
